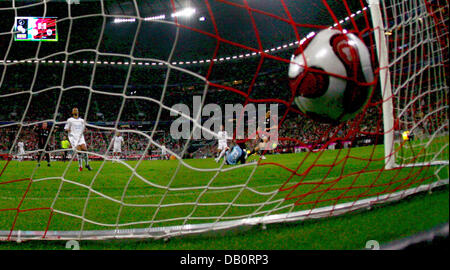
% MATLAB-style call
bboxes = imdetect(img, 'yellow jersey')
[61,140,71,149]
[402,131,410,141]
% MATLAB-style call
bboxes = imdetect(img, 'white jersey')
[113,136,123,149]
[64,117,86,147]
[217,130,229,150]
[217,130,229,144]
[18,141,24,150]
[18,142,25,154]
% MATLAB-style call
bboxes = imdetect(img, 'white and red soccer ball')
[289,29,374,123]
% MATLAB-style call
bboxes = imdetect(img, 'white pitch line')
[0,182,286,201]
[0,169,387,201]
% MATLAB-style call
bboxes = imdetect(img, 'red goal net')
[0,0,448,240]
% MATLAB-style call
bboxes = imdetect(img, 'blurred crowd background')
[1,53,385,160]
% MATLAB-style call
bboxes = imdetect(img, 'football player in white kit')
[64,107,92,171]
[112,132,124,162]
[215,125,230,163]
[17,140,25,162]
[161,144,168,160]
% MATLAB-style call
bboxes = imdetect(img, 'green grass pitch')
[0,142,448,249]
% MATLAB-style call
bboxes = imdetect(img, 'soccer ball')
[288,29,374,123]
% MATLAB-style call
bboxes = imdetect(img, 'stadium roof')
[1,0,367,63]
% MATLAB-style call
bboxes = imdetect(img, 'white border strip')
[1,179,447,241]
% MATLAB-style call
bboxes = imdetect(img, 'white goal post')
[369,0,449,170]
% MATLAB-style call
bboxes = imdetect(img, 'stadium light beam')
[144,14,166,21]
[113,18,136,23]
[171,7,196,18]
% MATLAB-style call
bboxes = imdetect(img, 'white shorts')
[113,146,122,153]
[69,135,86,149]
[259,140,277,151]
[258,130,269,141]
[18,149,25,155]
[218,141,228,150]
[258,141,267,149]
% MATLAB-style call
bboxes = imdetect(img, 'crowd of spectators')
[1,53,388,160]
[0,103,383,160]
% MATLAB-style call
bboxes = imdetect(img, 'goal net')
[0,0,448,241]
[370,0,449,169]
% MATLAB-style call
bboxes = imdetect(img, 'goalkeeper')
[224,141,249,165]
[61,136,71,162]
